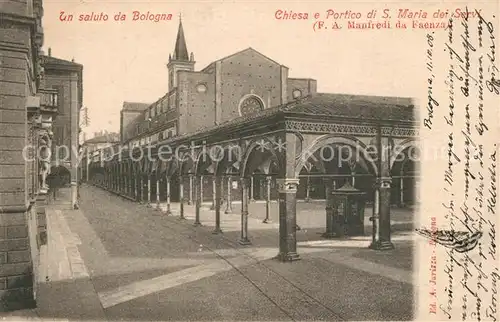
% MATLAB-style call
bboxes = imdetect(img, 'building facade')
[1,0,48,311]
[41,51,83,209]
[120,19,316,149]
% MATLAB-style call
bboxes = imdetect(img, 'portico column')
[188,174,193,205]
[399,174,405,207]
[213,176,223,234]
[210,176,216,210]
[156,176,161,210]
[200,175,204,206]
[146,175,152,207]
[165,175,172,215]
[263,176,272,223]
[276,178,300,261]
[369,127,394,250]
[224,175,233,214]
[239,177,251,245]
[249,176,254,201]
[305,176,311,202]
[322,177,336,238]
[139,176,144,203]
[193,175,202,226]
[179,175,185,220]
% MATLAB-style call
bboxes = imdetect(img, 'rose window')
[239,95,264,116]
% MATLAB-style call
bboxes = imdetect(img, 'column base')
[321,232,344,239]
[178,215,186,220]
[305,198,311,203]
[224,209,232,214]
[262,218,272,224]
[187,201,192,205]
[193,221,202,227]
[210,205,215,210]
[295,225,301,231]
[368,240,395,250]
[146,203,152,208]
[212,228,223,235]
[73,203,79,210]
[276,252,301,262]
[238,238,251,245]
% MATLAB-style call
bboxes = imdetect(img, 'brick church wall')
[219,50,284,122]
[177,71,215,134]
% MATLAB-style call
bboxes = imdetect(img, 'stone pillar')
[239,177,251,245]
[139,176,144,203]
[322,178,336,238]
[213,176,223,234]
[193,175,202,226]
[263,176,272,223]
[305,176,311,202]
[156,177,161,210]
[370,187,380,246]
[188,174,193,205]
[369,128,394,250]
[249,176,254,201]
[134,174,139,201]
[276,178,300,261]
[399,175,405,207]
[146,176,152,207]
[165,176,172,215]
[179,176,185,219]
[200,175,204,205]
[351,171,356,187]
[210,176,216,210]
[224,175,233,214]
[275,131,301,261]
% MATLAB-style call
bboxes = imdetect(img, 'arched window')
[239,95,264,116]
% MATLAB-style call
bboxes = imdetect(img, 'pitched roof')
[41,55,83,69]
[84,133,120,144]
[173,19,189,61]
[201,47,285,72]
[285,93,415,121]
[122,101,151,112]
[158,92,415,145]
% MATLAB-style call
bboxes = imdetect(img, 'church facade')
[120,19,316,149]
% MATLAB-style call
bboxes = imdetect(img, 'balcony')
[39,88,59,115]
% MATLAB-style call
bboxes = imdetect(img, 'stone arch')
[194,149,217,176]
[240,137,283,178]
[213,143,243,177]
[179,151,196,175]
[390,138,419,170]
[296,134,378,177]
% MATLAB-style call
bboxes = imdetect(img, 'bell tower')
[167,15,195,91]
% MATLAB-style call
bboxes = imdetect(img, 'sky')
[40,0,495,137]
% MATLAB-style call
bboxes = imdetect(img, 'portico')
[88,93,418,261]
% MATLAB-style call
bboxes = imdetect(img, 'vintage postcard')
[0,0,499,321]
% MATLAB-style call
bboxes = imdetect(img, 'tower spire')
[173,15,189,61]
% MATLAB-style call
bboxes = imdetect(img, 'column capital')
[265,175,273,182]
[374,177,392,189]
[276,178,300,194]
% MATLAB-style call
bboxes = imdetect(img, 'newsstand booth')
[323,182,366,238]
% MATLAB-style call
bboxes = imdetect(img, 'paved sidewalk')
[2,184,416,321]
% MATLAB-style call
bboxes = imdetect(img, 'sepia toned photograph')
[0,0,498,321]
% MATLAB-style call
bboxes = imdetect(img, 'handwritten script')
[423,7,499,321]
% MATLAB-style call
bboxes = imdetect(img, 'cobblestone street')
[2,185,416,321]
